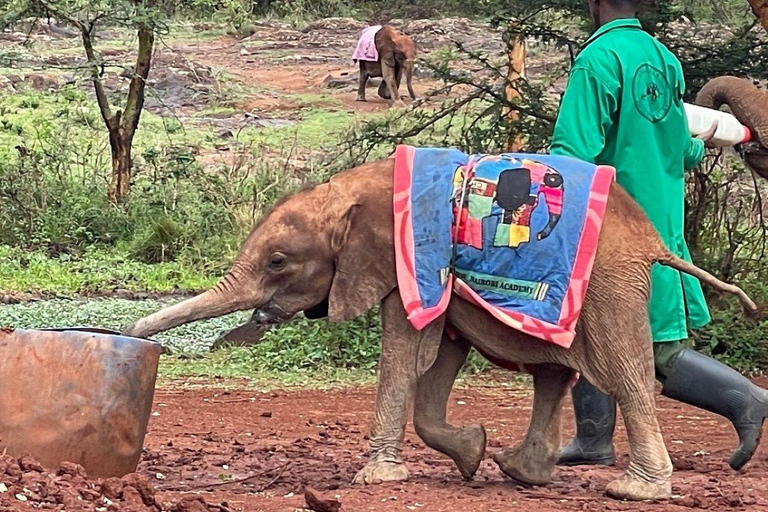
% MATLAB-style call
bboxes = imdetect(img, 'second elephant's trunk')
[695,76,768,146]
[696,76,768,179]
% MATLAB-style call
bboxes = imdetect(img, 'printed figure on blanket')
[452,155,565,250]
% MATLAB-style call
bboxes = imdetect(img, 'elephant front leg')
[413,333,486,480]
[381,57,405,107]
[353,293,445,485]
[494,364,573,485]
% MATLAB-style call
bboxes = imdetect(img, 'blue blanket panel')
[409,149,600,324]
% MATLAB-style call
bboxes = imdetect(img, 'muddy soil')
[5,375,766,511]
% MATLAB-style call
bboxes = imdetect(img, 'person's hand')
[697,120,719,148]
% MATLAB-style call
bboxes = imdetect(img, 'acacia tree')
[3,0,159,203]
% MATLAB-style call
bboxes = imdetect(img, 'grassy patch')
[241,109,361,149]
[0,297,382,388]
[159,353,377,389]
[0,298,245,351]
[0,246,219,295]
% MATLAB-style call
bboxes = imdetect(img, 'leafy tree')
[2,0,163,202]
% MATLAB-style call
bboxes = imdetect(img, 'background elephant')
[696,76,768,179]
[355,25,416,105]
[124,159,756,501]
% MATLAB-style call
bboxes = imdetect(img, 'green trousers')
[653,341,687,383]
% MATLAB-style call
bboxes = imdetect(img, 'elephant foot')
[453,425,487,479]
[493,445,555,486]
[352,460,409,485]
[377,83,390,100]
[356,95,367,102]
[604,474,671,501]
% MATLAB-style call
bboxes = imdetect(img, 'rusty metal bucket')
[0,328,161,478]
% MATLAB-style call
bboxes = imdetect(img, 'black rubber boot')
[661,349,768,470]
[557,377,617,466]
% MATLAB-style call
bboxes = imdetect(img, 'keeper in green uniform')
[550,0,768,471]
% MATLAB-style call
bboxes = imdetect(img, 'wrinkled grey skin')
[696,76,768,179]
[125,159,756,502]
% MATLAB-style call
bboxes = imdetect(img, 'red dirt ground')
[3,376,768,511]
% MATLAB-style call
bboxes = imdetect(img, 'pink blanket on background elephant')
[352,25,382,62]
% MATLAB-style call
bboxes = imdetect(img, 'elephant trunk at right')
[696,76,768,179]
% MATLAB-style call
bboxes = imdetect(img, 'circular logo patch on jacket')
[632,63,672,123]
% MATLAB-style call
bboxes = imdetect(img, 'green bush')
[0,88,258,267]
[693,282,768,373]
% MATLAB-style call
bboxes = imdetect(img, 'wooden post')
[505,23,526,152]
[746,0,768,33]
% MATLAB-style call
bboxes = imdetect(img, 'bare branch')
[79,22,115,126]
[36,0,114,124]
[122,25,154,135]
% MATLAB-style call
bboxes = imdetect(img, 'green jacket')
[550,18,710,342]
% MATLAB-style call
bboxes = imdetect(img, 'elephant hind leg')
[378,80,391,100]
[494,364,573,485]
[413,333,486,480]
[603,369,672,500]
[357,61,368,102]
[580,315,672,500]
[404,59,416,100]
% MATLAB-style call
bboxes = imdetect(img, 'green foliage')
[271,0,362,27]
[0,87,236,263]
[692,282,768,373]
[0,86,354,277]
[0,245,217,294]
[224,310,381,371]
[675,0,752,25]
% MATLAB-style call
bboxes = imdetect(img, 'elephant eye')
[268,253,287,271]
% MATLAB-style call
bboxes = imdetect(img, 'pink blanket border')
[392,144,616,347]
[393,145,453,330]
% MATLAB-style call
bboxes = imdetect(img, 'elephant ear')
[328,202,397,322]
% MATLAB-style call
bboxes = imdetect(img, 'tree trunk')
[41,0,155,204]
[108,128,133,203]
[747,0,768,33]
[109,26,154,203]
[504,26,526,152]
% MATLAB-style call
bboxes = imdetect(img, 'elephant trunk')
[123,265,261,339]
[696,76,768,180]
[695,76,768,146]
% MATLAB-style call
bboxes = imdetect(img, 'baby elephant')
[125,158,758,502]
[354,25,416,105]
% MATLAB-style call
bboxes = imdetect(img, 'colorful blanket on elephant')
[392,145,615,348]
[352,25,382,62]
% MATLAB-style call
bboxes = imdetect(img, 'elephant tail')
[654,251,761,318]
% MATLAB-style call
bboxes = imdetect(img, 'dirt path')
[132,377,768,511]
